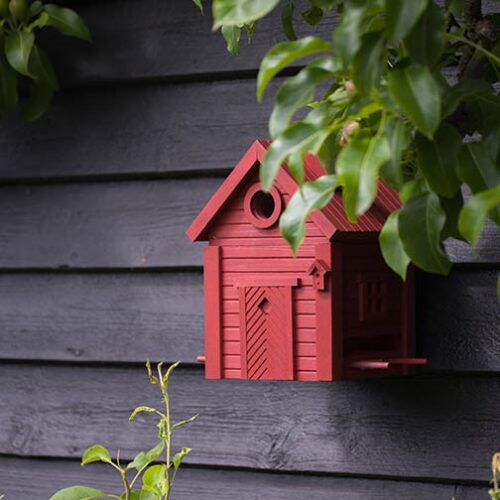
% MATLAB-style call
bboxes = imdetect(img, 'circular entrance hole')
[244,183,282,229]
[250,190,275,221]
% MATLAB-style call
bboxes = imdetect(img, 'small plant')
[490,452,500,500]
[50,361,198,500]
[0,0,90,121]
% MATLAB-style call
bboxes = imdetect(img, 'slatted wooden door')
[238,283,294,380]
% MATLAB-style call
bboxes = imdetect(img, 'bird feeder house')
[187,140,425,382]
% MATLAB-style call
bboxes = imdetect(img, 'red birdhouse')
[187,140,425,382]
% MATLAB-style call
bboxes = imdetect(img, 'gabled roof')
[186,140,400,242]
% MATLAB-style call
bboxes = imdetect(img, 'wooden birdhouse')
[187,140,425,382]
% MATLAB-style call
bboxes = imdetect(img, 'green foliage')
[0,0,90,121]
[199,0,500,287]
[50,361,198,500]
[50,486,109,500]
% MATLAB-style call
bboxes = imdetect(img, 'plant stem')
[120,470,131,500]
[158,364,173,500]
[446,32,500,66]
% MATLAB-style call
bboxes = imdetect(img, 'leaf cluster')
[0,0,90,121]
[196,0,500,291]
[50,361,198,500]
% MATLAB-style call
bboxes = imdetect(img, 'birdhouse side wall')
[335,238,413,379]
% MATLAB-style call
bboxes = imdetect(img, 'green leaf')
[302,5,323,25]
[221,25,241,55]
[459,185,500,246]
[127,442,165,471]
[404,0,445,66]
[415,123,462,197]
[162,360,180,386]
[280,175,337,252]
[270,56,338,138]
[142,464,166,490]
[81,445,112,466]
[380,118,409,189]
[386,0,428,43]
[399,178,428,203]
[260,121,330,189]
[173,447,192,471]
[191,0,203,14]
[310,0,337,9]
[352,31,384,95]
[457,142,500,223]
[337,134,391,222]
[129,406,163,422]
[442,79,493,118]
[5,31,34,77]
[49,486,109,500]
[257,36,332,101]
[29,0,44,16]
[379,211,410,279]
[399,192,451,275]
[21,82,53,122]
[334,1,366,67]
[145,359,159,384]
[440,191,465,240]
[387,65,441,138]
[212,0,279,29]
[281,0,297,41]
[172,413,199,430]
[0,56,18,114]
[44,4,91,41]
[29,46,59,90]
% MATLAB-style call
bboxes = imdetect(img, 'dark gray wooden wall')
[0,1,499,498]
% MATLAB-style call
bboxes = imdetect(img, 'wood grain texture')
[0,179,220,268]
[0,272,203,363]
[37,0,338,86]
[0,363,498,482]
[0,268,497,372]
[417,267,500,372]
[0,456,484,500]
[0,180,497,269]
[34,0,499,86]
[0,79,274,180]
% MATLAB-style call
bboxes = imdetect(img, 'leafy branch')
[50,361,198,500]
[0,0,90,121]
[194,0,500,291]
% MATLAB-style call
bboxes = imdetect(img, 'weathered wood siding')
[0,0,498,498]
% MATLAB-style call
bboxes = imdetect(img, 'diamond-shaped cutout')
[258,297,271,314]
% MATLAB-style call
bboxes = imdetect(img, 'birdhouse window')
[357,273,388,322]
[244,183,282,228]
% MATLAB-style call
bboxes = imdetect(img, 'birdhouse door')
[236,278,296,380]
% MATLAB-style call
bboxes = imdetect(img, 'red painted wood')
[186,140,398,243]
[315,243,333,381]
[331,242,344,380]
[188,141,416,382]
[204,246,222,378]
[239,285,294,380]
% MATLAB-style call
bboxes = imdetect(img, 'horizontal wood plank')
[0,180,497,269]
[0,268,498,370]
[37,0,499,86]
[0,363,498,482]
[418,267,500,372]
[0,272,204,363]
[38,0,337,86]
[0,79,273,180]
[0,179,220,268]
[0,456,484,500]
